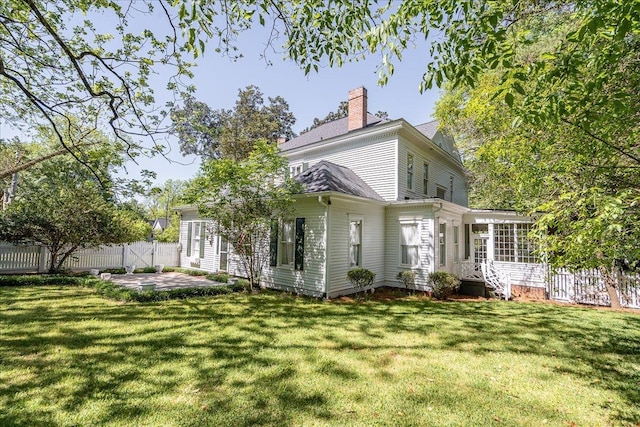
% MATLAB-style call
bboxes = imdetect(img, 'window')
[186,221,205,258]
[407,153,414,190]
[400,223,420,265]
[423,163,429,195]
[449,175,454,201]
[453,225,459,262]
[439,223,447,266]
[349,219,362,267]
[270,218,305,270]
[289,163,309,177]
[280,219,294,265]
[494,223,538,263]
[436,186,446,199]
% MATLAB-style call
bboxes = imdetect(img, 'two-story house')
[177,87,546,298]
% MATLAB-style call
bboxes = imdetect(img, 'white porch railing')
[456,260,484,281]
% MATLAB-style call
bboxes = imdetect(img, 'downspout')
[318,195,330,298]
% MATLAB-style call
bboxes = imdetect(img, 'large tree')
[185,141,299,290]
[0,155,149,272]
[170,86,296,161]
[433,5,640,308]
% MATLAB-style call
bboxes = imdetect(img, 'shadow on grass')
[0,286,639,425]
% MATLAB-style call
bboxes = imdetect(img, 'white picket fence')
[0,241,180,273]
[549,268,640,309]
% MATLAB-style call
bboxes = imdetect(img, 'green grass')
[1,286,639,426]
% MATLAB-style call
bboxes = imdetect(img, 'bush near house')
[429,271,461,300]
[396,270,417,293]
[347,268,376,297]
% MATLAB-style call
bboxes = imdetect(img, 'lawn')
[1,286,639,426]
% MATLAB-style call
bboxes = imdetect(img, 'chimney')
[348,87,367,131]
[276,136,287,145]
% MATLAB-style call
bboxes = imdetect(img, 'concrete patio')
[108,272,226,291]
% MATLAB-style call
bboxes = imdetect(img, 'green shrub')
[347,268,376,297]
[0,274,85,287]
[206,273,230,283]
[141,266,157,273]
[100,268,127,275]
[428,272,461,300]
[396,270,416,293]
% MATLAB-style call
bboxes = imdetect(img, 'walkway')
[108,272,226,291]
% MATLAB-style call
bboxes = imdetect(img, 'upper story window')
[436,186,446,199]
[289,163,309,177]
[450,175,454,201]
[407,153,414,190]
[423,163,429,196]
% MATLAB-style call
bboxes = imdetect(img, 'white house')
[176,87,546,298]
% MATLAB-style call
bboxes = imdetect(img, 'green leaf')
[504,92,514,107]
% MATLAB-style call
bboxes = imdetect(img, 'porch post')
[487,224,495,261]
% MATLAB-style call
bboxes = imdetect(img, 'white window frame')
[439,222,447,267]
[192,221,201,259]
[348,215,363,267]
[436,186,447,199]
[423,162,429,196]
[453,225,459,262]
[279,219,295,267]
[399,220,420,267]
[407,153,414,191]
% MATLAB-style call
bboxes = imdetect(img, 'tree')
[185,141,299,290]
[433,6,640,308]
[170,86,296,161]
[0,156,150,272]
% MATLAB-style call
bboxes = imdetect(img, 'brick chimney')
[348,87,367,131]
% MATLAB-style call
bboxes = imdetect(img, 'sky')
[120,14,444,186]
[0,7,443,187]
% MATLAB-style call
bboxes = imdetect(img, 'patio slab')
[108,272,226,291]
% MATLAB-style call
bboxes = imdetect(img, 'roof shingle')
[295,161,384,201]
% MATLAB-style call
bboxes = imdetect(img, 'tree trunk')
[600,266,622,309]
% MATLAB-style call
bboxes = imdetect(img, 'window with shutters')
[273,218,305,270]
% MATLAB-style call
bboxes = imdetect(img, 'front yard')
[1,285,639,426]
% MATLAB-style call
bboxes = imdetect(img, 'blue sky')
[0,9,442,186]
[124,18,443,185]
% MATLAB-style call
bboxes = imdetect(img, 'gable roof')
[295,160,385,201]
[280,113,388,151]
[414,120,438,139]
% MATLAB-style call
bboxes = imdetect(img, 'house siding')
[286,134,398,201]
[178,211,217,272]
[326,198,385,297]
[384,205,435,290]
[262,198,327,297]
[397,135,468,206]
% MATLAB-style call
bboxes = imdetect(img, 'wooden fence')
[0,241,180,274]
[549,268,640,309]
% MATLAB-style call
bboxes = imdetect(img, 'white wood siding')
[286,135,398,201]
[178,211,217,272]
[397,136,468,206]
[384,206,435,290]
[326,199,385,297]
[262,198,327,297]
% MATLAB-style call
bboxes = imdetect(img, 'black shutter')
[186,223,192,257]
[295,217,305,271]
[269,219,278,267]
